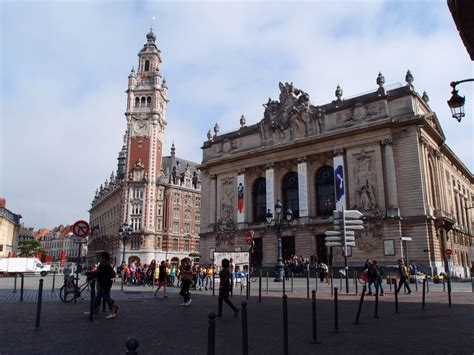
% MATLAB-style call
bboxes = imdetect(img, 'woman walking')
[217,258,239,318]
[154,261,168,298]
[179,264,193,306]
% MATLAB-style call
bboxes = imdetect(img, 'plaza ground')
[0,275,473,354]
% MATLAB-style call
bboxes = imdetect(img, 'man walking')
[396,259,411,295]
[217,258,239,318]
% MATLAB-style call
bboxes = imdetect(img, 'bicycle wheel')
[59,285,69,302]
[63,290,77,303]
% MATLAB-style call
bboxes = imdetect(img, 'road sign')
[344,210,363,219]
[325,231,342,236]
[245,230,254,245]
[325,242,342,247]
[445,249,452,256]
[73,220,90,238]
[324,236,342,242]
[72,237,88,244]
[401,236,413,241]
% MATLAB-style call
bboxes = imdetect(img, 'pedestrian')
[84,252,118,319]
[154,261,168,298]
[370,260,384,296]
[217,258,239,318]
[409,261,418,277]
[148,260,156,286]
[205,264,213,290]
[396,259,412,295]
[179,264,193,306]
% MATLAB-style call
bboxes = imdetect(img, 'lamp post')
[447,79,474,122]
[119,222,133,291]
[266,200,293,282]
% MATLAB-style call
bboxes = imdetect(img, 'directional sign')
[344,210,363,219]
[345,220,364,225]
[73,220,90,238]
[325,236,343,242]
[325,231,342,236]
[345,242,356,247]
[345,236,356,242]
[345,225,364,230]
[325,242,343,247]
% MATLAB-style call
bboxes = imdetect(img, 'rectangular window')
[156,237,161,249]
[157,204,163,216]
[195,197,201,208]
[184,223,190,234]
[184,210,191,221]
[195,212,200,222]
[184,195,191,205]
[156,218,162,231]
[131,237,140,250]
[195,240,199,252]
[133,187,144,199]
[173,238,179,251]
[173,209,180,220]
[131,217,141,231]
[383,240,395,256]
[172,222,179,233]
[174,192,180,204]
[132,203,142,215]
[184,240,190,252]
[158,189,163,200]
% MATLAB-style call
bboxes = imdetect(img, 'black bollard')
[426,276,430,293]
[355,272,358,295]
[447,276,452,307]
[306,271,310,299]
[89,279,96,322]
[443,277,446,292]
[212,267,215,297]
[415,275,418,292]
[311,290,319,344]
[20,273,24,302]
[330,270,334,298]
[291,272,294,293]
[52,271,56,292]
[248,274,251,298]
[246,274,249,300]
[333,287,339,333]
[353,285,367,324]
[207,312,216,355]
[35,279,44,329]
[374,283,379,318]
[394,283,400,314]
[266,272,269,294]
[259,270,262,303]
[241,302,248,355]
[282,295,289,355]
[422,278,426,310]
[283,274,286,296]
[125,336,139,355]
[240,279,243,295]
[315,271,318,293]
[13,273,17,294]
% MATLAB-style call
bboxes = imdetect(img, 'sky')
[1,0,473,229]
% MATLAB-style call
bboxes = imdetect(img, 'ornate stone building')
[88,29,201,266]
[0,198,21,257]
[199,72,473,277]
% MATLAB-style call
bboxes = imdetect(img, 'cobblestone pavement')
[0,287,473,355]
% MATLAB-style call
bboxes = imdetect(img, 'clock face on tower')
[133,120,149,136]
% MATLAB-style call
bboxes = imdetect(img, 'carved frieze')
[352,150,381,216]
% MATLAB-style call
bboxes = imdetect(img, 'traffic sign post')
[324,209,364,294]
[72,220,90,292]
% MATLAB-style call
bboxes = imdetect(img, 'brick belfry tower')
[89,28,201,267]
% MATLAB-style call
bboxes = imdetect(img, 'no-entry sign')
[73,220,90,238]
[445,249,452,257]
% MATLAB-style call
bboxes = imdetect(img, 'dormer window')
[144,60,150,72]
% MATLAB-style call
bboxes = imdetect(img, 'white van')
[0,258,51,276]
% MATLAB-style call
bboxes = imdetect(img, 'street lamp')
[266,200,293,282]
[447,79,474,122]
[119,222,133,291]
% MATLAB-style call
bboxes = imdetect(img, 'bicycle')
[60,277,92,303]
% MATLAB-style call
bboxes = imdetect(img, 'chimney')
[0,198,5,208]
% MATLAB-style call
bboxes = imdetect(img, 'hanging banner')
[266,168,274,217]
[297,162,308,217]
[334,155,346,211]
[237,174,245,223]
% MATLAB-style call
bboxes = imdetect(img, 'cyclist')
[85,252,119,319]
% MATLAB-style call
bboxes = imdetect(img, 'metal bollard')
[447,277,452,307]
[315,271,318,293]
[89,280,96,322]
[246,274,249,300]
[52,271,56,292]
[241,302,248,355]
[311,290,319,344]
[259,270,262,303]
[20,273,24,302]
[443,277,446,292]
[353,285,367,324]
[426,276,429,293]
[422,278,426,310]
[394,283,400,314]
[240,279,243,295]
[266,272,269,294]
[333,287,339,333]
[282,295,289,355]
[330,270,334,298]
[306,271,310,299]
[13,273,17,294]
[126,336,139,355]
[374,283,379,318]
[355,272,358,295]
[291,272,294,293]
[415,275,418,292]
[282,274,286,296]
[207,312,216,355]
[212,268,215,297]
[35,279,44,329]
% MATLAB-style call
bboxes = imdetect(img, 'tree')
[18,240,43,257]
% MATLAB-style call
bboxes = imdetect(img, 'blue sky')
[1,0,472,228]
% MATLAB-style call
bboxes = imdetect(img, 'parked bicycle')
[59,275,93,303]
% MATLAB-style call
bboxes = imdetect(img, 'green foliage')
[18,240,43,256]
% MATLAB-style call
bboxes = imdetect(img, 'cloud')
[1,0,472,228]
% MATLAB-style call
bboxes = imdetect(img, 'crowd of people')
[283,255,311,278]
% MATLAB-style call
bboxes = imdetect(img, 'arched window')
[147,96,151,107]
[282,172,299,218]
[144,60,150,71]
[428,160,437,209]
[316,166,335,217]
[252,177,266,222]
[135,97,139,107]
[141,97,146,107]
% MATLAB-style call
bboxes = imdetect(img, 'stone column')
[382,138,399,210]
[210,174,217,225]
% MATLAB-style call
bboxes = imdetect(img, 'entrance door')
[250,238,263,267]
[315,235,329,264]
[282,236,295,261]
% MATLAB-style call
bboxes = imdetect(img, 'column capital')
[382,137,393,146]
[265,163,274,170]
[333,149,344,157]
[238,169,246,175]
[210,174,217,180]
[297,156,307,164]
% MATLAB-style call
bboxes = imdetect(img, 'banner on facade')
[333,155,346,211]
[237,174,245,223]
[266,168,274,216]
[297,162,308,217]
